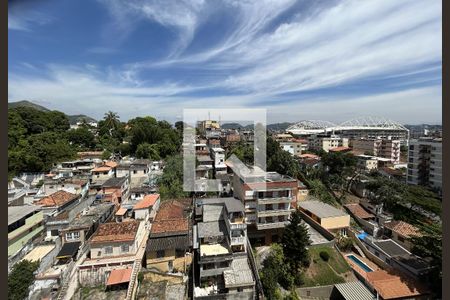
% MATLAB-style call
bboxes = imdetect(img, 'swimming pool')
[347,254,373,272]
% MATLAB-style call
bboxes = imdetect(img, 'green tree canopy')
[136,143,160,160]
[281,209,311,270]
[8,259,39,300]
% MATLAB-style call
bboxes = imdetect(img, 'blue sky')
[8,0,442,124]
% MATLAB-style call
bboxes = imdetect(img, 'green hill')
[8,100,96,125]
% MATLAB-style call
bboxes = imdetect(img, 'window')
[175,249,185,258]
[398,236,405,243]
[66,232,80,241]
[121,244,130,253]
[375,251,380,257]
[156,250,165,258]
[237,287,243,292]
[133,170,137,174]
[105,246,113,254]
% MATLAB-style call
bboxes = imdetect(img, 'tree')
[409,223,442,298]
[260,244,292,299]
[136,143,160,160]
[157,155,190,200]
[8,259,39,300]
[66,127,96,149]
[103,111,120,134]
[281,209,311,271]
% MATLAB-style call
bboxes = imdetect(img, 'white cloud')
[8,3,53,31]
[8,0,442,124]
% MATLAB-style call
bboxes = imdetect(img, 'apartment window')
[175,249,185,258]
[121,244,130,253]
[156,250,165,258]
[105,246,113,254]
[375,251,380,257]
[133,170,137,174]
[266,204,273,211]
[279,203,285,210]
[266,217,273,223]
[65,231,80,241]
[278,216,285,222]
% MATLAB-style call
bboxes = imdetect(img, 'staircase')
[125,259,142,300]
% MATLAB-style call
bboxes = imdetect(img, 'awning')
[56,242,81,259]
[106,268,133,286]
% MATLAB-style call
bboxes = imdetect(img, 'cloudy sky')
[8,0,442,124]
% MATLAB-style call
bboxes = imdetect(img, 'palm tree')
[103,111,120,136]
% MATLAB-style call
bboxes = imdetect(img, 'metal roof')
[8,205,41,226]
[334,281,375,300]
[299,200,348,218]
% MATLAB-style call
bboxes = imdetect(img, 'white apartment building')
[407,138,442,193]
[351,138,401,164]
[308,135,349,152]
[279,140,307,156]
[211,147,227,174]
[231,165,299,245]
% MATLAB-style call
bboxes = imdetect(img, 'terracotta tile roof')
[345,204,375,219]
[366,270,427,299]
[151,200,189,235]
[92,166,111,172]
[34,190,78,207]
[115,207,127,216]
[134,194,160,210]
[106,268,132,286]
[104,161,118,168]
[91,220,140,243]
[329,146,352,152]
[384,220,422,238]
[299,153,320,159]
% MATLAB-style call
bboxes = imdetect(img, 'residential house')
[99,177,130,206]
[193,198,256,299]
[382,220,422,251]
[365,270,429,300]
[60,203,115,246]
[116,159,151,188]
[40,178,89,198]
[298,200,350,236]
[88,220,145,260]
[34,190,81,217]
[146,200,192,273]
[133,194,161,221]
[91,161,118,182]
[8,205,44,258]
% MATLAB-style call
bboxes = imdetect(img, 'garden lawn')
[301,246,351,287]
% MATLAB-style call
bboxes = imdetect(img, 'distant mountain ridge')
[221,122,294,131]
[8,100,96,125]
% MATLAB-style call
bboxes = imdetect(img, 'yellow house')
[146,200,192,273]
[298,200,350,235]
[8,206,44,257]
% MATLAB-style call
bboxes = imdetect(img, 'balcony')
[257,208,293,217]
[230,236,246,245]
[256,221,289,230]
[229,222,247,230]
[257,196,293,204]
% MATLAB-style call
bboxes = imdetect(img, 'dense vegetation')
[8,107,75,179]
[8,106,182,180]
[8,259,40,300]
[260,210,310,299]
